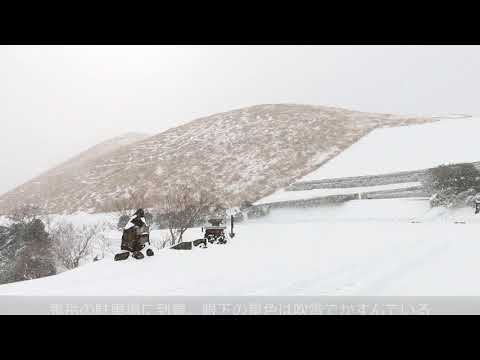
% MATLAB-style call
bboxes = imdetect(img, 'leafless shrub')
[150,232,173,250]
[112,188,148,217]
[51,222,106,270]
[95,233,114,260]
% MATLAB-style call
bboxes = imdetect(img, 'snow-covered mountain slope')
[53,132,150,172]
[300,115,480,181]
[0,199,479,297]
[254,115,480,207]
[0,104,432,215]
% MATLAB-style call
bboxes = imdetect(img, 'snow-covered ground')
[1,198,480,297]
[301,116,480,181]
[2,115,480,299]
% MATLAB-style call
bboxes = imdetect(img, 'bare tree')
[95,232,114,260]
[51,222,105,270]
[110,188,149,230]
[112,188,147,217]
[150,232,174,250]
[155,184,219,245]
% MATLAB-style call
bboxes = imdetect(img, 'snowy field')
[2,115,480,299]
[1,198,480,297]
[300,116,480,181]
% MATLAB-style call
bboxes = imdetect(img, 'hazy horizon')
[2,45,480,194]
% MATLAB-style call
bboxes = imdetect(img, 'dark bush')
[425,163,480,207]
[12,218,56,282]
[0,226,10,248]
[0,210,57,285]
[425,163,480,194]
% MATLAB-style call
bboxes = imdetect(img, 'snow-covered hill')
[0,132,149,214]
[0,104,432,214]
[300,115,480,181]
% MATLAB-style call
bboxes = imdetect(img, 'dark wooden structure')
[204,218,227,244]
[170,216,235,250]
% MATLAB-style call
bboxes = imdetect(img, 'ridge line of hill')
[0,104,434,215]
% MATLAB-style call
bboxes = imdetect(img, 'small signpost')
[229,215,235,239]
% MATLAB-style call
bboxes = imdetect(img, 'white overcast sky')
[1,45,480,194]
